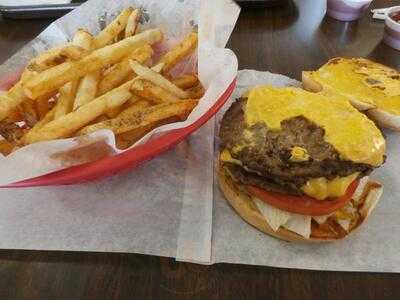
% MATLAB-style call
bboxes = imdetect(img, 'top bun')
[303,57,400,131]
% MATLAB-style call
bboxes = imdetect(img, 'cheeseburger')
[218,86,385,242]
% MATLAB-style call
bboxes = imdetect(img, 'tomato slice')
[247,180,359,216]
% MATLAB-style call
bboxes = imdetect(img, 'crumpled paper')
[0,120,214,262]
[211,70,400,273]
[0,0,239,185]
[0,0,239,265]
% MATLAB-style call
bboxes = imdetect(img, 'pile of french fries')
[0,7,203,156]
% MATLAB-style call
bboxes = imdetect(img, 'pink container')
[383,6,400,51]
[327,0,372,21]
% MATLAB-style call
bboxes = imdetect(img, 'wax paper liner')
[0,0,240,186]
[0,0,239,265]
[211,70,400,273]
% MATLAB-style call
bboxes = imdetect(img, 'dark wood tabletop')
[1,0,400,299]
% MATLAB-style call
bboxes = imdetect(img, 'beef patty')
[219,98,375,195]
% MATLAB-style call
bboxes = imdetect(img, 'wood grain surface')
[0,0,400,299]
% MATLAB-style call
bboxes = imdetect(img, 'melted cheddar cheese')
[306,58,400,115]
[245,86,385,167]
[290,146,309,162]
[301,173,359,200]
[220,149,242,166]
[221,149,358,200]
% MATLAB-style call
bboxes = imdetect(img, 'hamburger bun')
[302,71,376,111]
[302,58,400,131]
[218,164,383,243]
[365,108,400,132]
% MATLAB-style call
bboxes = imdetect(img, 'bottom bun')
[218,165,383,243]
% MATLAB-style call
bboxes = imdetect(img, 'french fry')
[0,139,15,156]
[106,64,163,119]
[27,99,61,143]
[23,28,163,99]
[125,9,140,38]
[97,44,153,95]
[5,107,24,123]
[22,81,133,144]
[73,70,101,110]
[27,44,88,72]
[102,65,116,77]
[123,62,163,84]
[58,45,88,61]
[151,63,165,73]
[0,69,41,126]
[72,29,93,51]
[0,83,26,122]
[172,74,199,89]
[123,94,148,108]
[21,69,37,82]
[20,105,57,145]
[33,106,56,130]
[103,55,160,118]
[158,32,198,73]
[0,121,25,143]
[21,99,38,127]
[0,69,38,124]
[116,123,154,149]
[0,67,40,122]
[114,31,126,44]
[131,80,180,103]
[35,95,51,120]
[78,99,197,136]
[0,6,203,157]
[54,30,92,118]
[53,81,79,119]
[187,83,205,99]
[129,60,189,99]
[73,31,100,110]
[92,115,109,124]
[106,107,124,119]
[93,7,134,49]
[90,99,151,130]
[117,99,150,118]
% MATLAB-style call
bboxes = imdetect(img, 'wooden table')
[0,0,399,298]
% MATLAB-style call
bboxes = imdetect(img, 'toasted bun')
[366,109,400,132]
[303,58,400,131]
[301,71,323,93]
[302,71,376,111]
[218,164,383,243]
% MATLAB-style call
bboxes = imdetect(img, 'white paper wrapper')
[0,0,239,185]
[0,0,239,265]
[0,120,215,262]
[212,70,400,272]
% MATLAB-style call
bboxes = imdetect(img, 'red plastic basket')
[1,80,236,188]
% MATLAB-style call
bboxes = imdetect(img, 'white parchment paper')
[0,118,215,262]
[0,0,239,185]
[0,0,239,265]
[211,70,400,272]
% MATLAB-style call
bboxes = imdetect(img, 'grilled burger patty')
[219,98,375,195]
